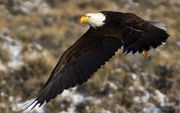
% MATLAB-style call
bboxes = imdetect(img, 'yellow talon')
[142,50,147,57]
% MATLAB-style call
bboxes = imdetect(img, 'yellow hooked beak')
[80,16,90,24]
[142,50,147,57]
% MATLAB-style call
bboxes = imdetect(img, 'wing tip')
[16,98,45,113]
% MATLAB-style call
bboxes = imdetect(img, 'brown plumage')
[22,11,169,110]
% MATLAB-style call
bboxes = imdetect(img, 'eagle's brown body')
[23,11,169,110]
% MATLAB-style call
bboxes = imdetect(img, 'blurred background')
[0,0,180,113]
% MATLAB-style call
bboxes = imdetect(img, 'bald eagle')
[22,11,169,110]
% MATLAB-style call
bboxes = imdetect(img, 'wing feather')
[104,12,169,54]
[123,13,169,53]
[24,27,122,110]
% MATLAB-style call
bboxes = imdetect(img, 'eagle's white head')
[80,13,106,27]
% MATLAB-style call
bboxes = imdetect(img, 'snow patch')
[60,88,86,113]
[154,90,166,106]
[143,103,162,113]
[128,86,134,91]
[0,35,24,69]
[101,108,112,113]
[61,89,85,105]
[22,0,51,14]
[131,73,137,79]
[142,91,150,103]
[134,96,141,104]
[108,81,118,90]
[137,86,145,91]
[176,41,180,47]
[9,96,14,102]
[133,90,150,103]
[0,62,7,71]
[0,92,7,97]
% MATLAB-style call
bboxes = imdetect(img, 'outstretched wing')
[24,27,122,110]
[121,13,169,54]
[101,11,169,54]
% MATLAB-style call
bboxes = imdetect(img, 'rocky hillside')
[0,0,180,113]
